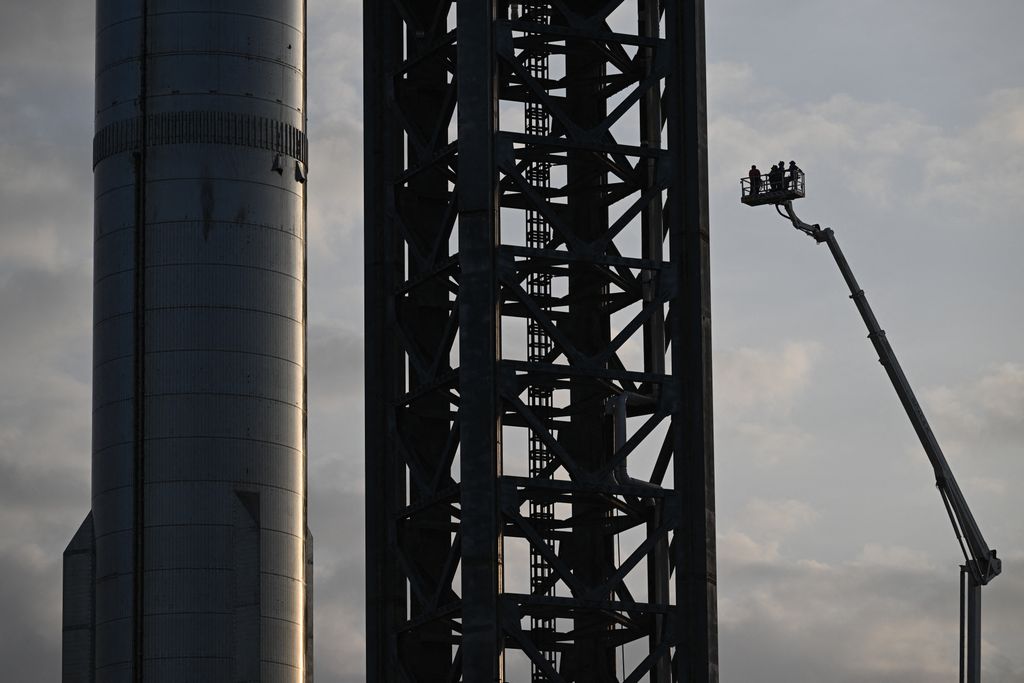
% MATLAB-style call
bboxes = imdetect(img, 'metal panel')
[141,659,227,683]
[144,439,304,493]
[144,525,234,569]
[145,308,303,361]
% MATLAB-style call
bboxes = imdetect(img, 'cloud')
[0,267,92,550]
[307,0,365,255]
[0,265,91,356]
[0,3,95,677]
[308,322,364,406]
[719,543,1023,683]
[741,497,819,536]
[0,122,92,272]
[307,461,366,683]
[0,270,91,682]
[710,90,942,209]
[0,544,63,682]
[710,61,1024,219]
[719,497,818,568]
[714,342,820,465]
[975,362,1024,424]
[0,0,92,87]
[718,530,781,565]
[924,362,1024,446]
[854,543,934,571]
[920,89,1024,213]
[715,341,822,413]
[730,422,815,466]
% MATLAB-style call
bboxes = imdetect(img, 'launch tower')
[364,1,716,680]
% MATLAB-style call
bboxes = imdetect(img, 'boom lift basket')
[741,167,805,206]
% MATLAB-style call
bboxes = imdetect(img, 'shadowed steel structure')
[63,1,313,681]
[364,0,716,680]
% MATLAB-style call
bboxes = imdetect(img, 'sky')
[0,1,1022,681]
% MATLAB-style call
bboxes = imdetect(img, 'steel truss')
[365,1,716,681]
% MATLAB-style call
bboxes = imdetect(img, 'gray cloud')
[720,548,1024,683]
[925,363,1024,445]
[308,451,366,683]
[309,323,364,405]
[0,545,63,682]
[0,0,92,82]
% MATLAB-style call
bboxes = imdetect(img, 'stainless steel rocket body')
[64,1,311,681]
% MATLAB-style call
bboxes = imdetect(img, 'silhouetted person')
[769,163,784,192]
[788,160,801,191]
[748,164,762,196]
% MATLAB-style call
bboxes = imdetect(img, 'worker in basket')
[748,164,762,195]
[787,160,801,191]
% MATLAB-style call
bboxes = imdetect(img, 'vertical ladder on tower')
[515,2,557,680]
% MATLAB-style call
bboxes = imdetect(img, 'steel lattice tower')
[365,1,716,681]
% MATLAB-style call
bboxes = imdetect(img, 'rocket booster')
[63,1,312,681]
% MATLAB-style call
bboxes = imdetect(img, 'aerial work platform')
[741,165,805,205]
[741,163,1000,683]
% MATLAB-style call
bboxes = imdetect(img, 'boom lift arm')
[776,199,1001,683]
[739,165,1002,682]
